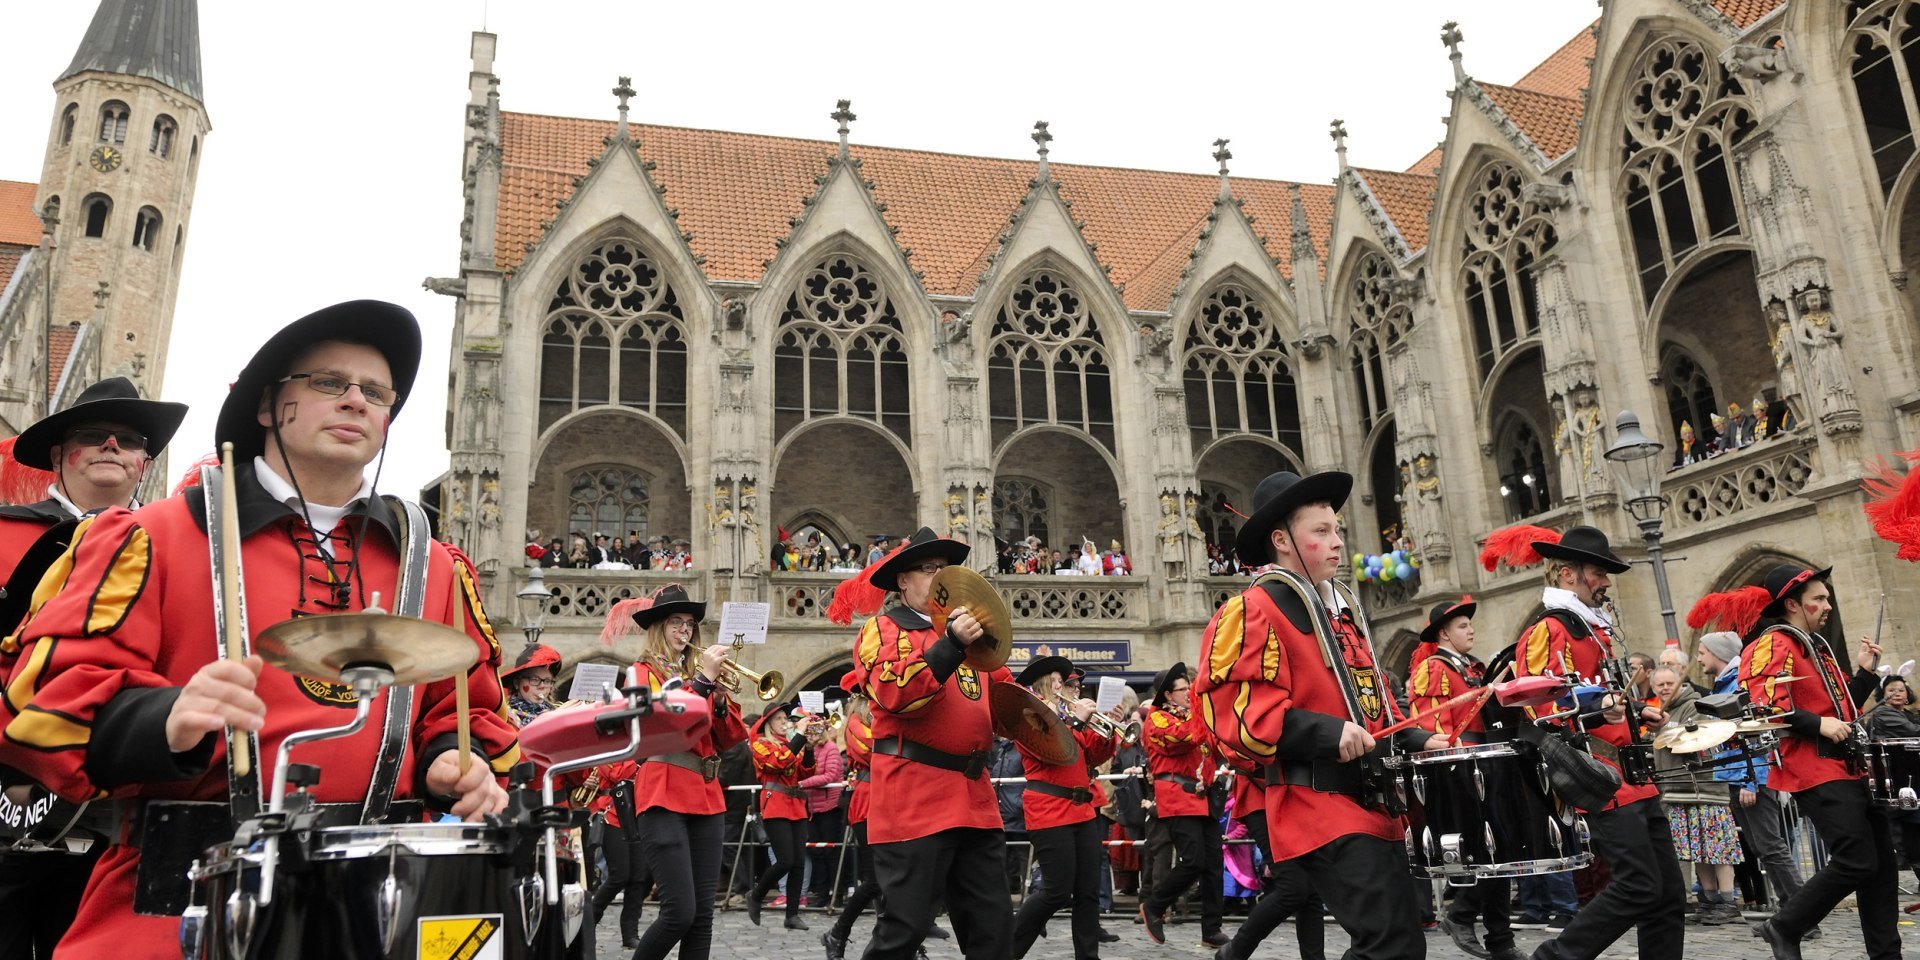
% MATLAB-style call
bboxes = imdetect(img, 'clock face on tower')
[88,145,122,173]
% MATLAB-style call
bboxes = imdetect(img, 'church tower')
[31,0,206,401]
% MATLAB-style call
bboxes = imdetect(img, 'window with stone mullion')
[774,256,909,443]
[1181,281,1299,456]
[988,270,1115,451]
[1848,1,1920,195]
[537,238,687,438]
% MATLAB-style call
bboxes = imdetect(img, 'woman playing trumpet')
[747,705,819,929]
[1011,656,1116,960]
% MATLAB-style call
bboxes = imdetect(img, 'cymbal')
[927,566,1014,670]
[990,682,1079,766]
[1653,720,1737,754]
[256,612,477,686]
[1733,719,1789,734]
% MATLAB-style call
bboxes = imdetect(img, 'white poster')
[717,602,771,645]
[1095,676,1127,713]
[798,690,825,715]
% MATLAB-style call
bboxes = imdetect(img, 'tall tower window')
[59,104,77,146]
[986,269,1116,450]
[82,194,111,238]
[773,255,911,442]
[151,115,176,158]
[132,207,162,251]
[97,102,129,144]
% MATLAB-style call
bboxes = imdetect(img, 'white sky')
[0,1,1599,498]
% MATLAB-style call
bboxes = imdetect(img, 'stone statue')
[972,488,994,542]
[1408,455,1448,560]
[1794,287,1856,419]
[478,475,501,529]
[1766,299,1802,429]
[945,486,969,542]
[706,481,734,532]
[738,481,763,573]
[1156,492,1185,580]
[1568,388,1608,497]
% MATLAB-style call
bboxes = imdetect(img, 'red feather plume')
[599,589,667,647]
[827,541,908,625]
[1407,641,1439,673]
[1685,586,1771,635]
[1478,525,1560,572]
[0,436,57,505]
[1863,450,1920,562]
[169,451,222,497]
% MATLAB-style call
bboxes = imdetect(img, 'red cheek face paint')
[65,448,87,468]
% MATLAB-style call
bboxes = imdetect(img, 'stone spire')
[61,0,203,103]
[1032,121,1053,181]
[1329,119,1349,172]
[831,99,857,161]
[1288,184,1315,263]
[1212,138,1233,201]
[1441,21,1467,86]
[612,76,635,141]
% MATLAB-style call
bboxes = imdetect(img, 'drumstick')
[451,572,471,778]
[1445,663,1515,747]
[219,443,250,779]
[1375,685,1493,739]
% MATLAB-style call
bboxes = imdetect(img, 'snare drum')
[1400,741,1592,880]
[186,821,563,960]
[1870,738,1920,811]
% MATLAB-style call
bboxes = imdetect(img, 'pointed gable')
[1350,168,1436,256]
[1478,83,1585,161]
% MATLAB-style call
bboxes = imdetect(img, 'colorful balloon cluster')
[1353,549,1419,583]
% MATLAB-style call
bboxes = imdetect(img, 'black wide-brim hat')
[1760,563,1832,617]
[214,300,422,461]
[631,583,707,630]
[14,377,189,470]
[870,525,970,592]
[1233,470,1353,566]
[1016,655,1076,688]
[1532,525,1631,575]
[1151,661,1189,706]
[1418,598,1478,645]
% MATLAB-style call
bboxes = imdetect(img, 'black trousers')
[1774,778,1899,958]
[592,825,651,942]
[1226,813,1324,960]
[1144,813,1224,937]
[809,806,847,899]
[750,817,808,919]
[1011,819,1103,960]
[860,827,1011,960]
[830,821,884,941]
[1532,798,1685,960]
[1292,833,1424,960]
[1447,876,1515,952]
[632,809,724,960]
[0,848,97,960]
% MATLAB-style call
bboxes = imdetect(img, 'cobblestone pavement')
[590,902,1898,959]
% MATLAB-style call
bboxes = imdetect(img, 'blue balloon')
[1389,550,1404,564]
[1396,562,1414,580]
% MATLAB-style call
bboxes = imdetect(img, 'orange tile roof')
[0,245,26,300]
[1714,0,1783,28]
[47,326,76,399]
[496,114,1336,312]
[1351,168,1437,255]
[1405,147,1444,177]
[1480,83,1585,160]
[0,181,42,247]
[1514,22,1597,99]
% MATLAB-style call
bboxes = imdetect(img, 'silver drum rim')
[1408,742,1520,765]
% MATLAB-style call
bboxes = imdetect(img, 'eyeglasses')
[280,373,397,407]
[65,428,148,451]
[912,563,948,575]
[664,617,696,630]
[522,677,555,687]
[1170,684,1191,693]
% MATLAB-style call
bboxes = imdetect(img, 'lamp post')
[517,565,550,647]
[1603,410,1681,641]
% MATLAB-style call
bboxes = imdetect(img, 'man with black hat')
[1010,655,1114,960]
[1137,661,1224,948]
[1712,564,1892,960]
[1407,597,1520,960]
[0,377,186,960]
[1491,524,1683,960]
[0,301,519,957]
[838,526,1010,960]
[1190,470,1444,960]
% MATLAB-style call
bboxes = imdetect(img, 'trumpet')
[1051,695,1141,745]
[802,712,844,739]
[722,637,784,701]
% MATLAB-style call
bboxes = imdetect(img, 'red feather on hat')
[827,540,909,625]
[1479,525,1560,572]
[169,451,222,497]
[599,593,660,647]
[0,436,57,506]
[1863,450,1920,562]
[1685,586,1771,635]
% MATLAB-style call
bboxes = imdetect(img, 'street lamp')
[1603,410,1681,640]
[517,566,550,646]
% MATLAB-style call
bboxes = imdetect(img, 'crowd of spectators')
[994,536,1132,576]
[532,530,693,571]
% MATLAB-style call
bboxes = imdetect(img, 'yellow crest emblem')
[1350,665,1384,721]
[956,664,982,700]
[296,675,359,707]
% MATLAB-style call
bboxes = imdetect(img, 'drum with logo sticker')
[185,821,566,959]
[1399,741,1592,882]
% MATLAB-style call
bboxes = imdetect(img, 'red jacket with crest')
[751,733,816,821]
[844,710,874,825]
[1513,612,1662,812]
[1739,627,1873,794]
[627,660,748,816]
[1021,717,1115,831]
[1145,704,1210,818]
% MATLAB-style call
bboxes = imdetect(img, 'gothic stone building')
[439,0,1920,690]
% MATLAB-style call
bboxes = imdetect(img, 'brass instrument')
[1052,694,1141,744]
[721,636,784,701]
[569,767,601,806]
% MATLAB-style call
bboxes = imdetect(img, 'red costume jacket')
[0,470,519,960]
[1513,612,1661,812]
[844,710,873,826]
[1192,577,1411,862]
[628,660,748,816]
[750,734,815,821]
[1739,627,1874,794]
[1021,718,1115,831]
[1227,762,1264,825]
[0,500,70,585]
[853,604,1011,844]
[1145,705,1210,818]
[1406,647,1488,739]
[561,759,640,826]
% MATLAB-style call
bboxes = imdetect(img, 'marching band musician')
[747,704,819,930]
[1191,470,1444,960]
[833,525,1013,960]
[504,642,564,727]
[1137,662,1225,948]
[1693,564,1893,960]
[822,671,879,960]
[1010,656,1115,960]
[1405,597,1522,960]
[0,377,186,960]
[0,301,519,958]
[1486,524,1682,960]
[609,582,748,960]
[1211,749,1325,960]
[574,755,646,949]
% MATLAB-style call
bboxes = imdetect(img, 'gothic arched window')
[1459,160,1556,380]
[1181,282,1299,453]
[1367,421,1403,549]
[1494,415,1553,521]
[538,239,687,436]
[58,104,76,146]
[82,194,111,238]
[1196,483,1240,555]
[773,256,910,442]
[568,466,650,541]
[1346,253,1409,432]
[1620,36,1756,304]
[150,115,175,158]
[987,270,1116,450]
[1661,344,1720,453]
[132,207,161,251]
[1848,2,1920,194]
[992,476,1052,547]
[97,101,128,144]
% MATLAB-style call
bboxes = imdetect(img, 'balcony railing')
[1660,435,1817,533]
[537,568,690,623]
[998,574,1147,626]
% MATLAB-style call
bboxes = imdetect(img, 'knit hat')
[1698,631,1741,667]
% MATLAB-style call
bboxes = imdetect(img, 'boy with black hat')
[833,526,1011,960]
[1483,524,1682,960]
[0,300,519,958]
[1692,563,1891,959]
[1138,660,1224,948]
[1191,470,1445,960]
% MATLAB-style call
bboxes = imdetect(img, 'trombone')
[1051,694,1141,745]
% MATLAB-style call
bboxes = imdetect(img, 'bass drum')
[1871,738,1920,810]
[185,822,562,960]
[1400,741,1592,880]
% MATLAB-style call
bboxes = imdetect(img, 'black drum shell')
[1399,741,1593,880]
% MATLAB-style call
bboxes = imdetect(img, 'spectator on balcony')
[569,534,591,568]
[540,537,565,569]
[866,536,888,566]
[834,542,862,572]
[1075,540,1102,577]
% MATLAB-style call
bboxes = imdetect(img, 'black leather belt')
[763,783,804,800]
[1023,781,1093,804]
[854,770,871,783]
[644,751,721,783]
[872,736,989,780]
[1267,760,1364,798]
[1153,772,1204,795]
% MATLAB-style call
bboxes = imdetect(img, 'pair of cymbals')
[255,611,476,686]
[927,566,1014,670]
[1653,720,1737,754]
[990,683,1079,766]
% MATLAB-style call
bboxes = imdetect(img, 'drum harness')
[1766,623,1870,776]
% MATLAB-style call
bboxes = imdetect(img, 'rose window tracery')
[774,255,909,441]
[538,238,688,436]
